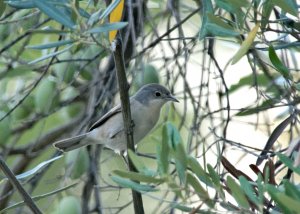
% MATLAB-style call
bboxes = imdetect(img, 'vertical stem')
[112,37,145,214]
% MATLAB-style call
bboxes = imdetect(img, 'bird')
[53,83,179,152]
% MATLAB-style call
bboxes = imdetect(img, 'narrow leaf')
[229,73,270,93]
[221,156,253,181]
[231,23,260,64]
[268,45,292,80]
[26,40,75,50]
[33,0,75,29]
[199,0,214,40]
[87,22,128,34]
[99,0,121,20]
[186,172,214,208]
[111,175,157,192]
[227,176,250,209]
[165,122,187,183]
[277,153,300,175]
[5,65,33,78]
[112,170,163,184]
[207,164,225,198]
[272,0,298,17]
[283,180,300,200]
[188,156,213,187]
[239,176,260,206]
[7,0,35,9]
[0,0,6,17]
[0,156,62,183]
[266,184,300,213]
[204,13,240,38]
[237,98,278,116]
[128,150,156,176]
[256,114,294,165]
[28,45,73,64]
[17,155,62,180]
[263,160,276,185]
[29,27,71,35]
[261,0,273,29]
[157,123,170,175]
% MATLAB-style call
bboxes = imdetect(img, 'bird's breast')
[132,102,161,142]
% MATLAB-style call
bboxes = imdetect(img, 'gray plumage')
[53,84,178,152]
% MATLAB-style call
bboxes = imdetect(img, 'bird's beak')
[167,94,179,102]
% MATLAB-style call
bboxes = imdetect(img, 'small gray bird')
[53,83,178,152]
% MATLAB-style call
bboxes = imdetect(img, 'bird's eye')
[155,91,161,97]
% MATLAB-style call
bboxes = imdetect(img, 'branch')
[0,156,42,214]
[112,37,145,214]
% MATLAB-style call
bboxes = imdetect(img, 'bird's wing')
[88,104,122,131]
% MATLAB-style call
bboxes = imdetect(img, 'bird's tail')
[53,133,90,152]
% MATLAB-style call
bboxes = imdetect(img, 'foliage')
[0,0,300,213]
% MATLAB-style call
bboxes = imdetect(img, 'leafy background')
[0,0,300,213]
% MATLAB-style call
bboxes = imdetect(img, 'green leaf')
[128,150,156,176]
[157,122,170,175]
[268,45,292,80]
[5,65,34,78]
[229,73,270,93]
[173,143,187,184]
[277,153,300,175]
[0,111,11,145]
[215,0,249,27]
[216,0,249,11]
[26,40,75,50]
[207,164,223,195]
[0,0,6,17]
[200,13,239,39]
[112,170,163,184]
[171,204,193,212]
[164,122,187,183]
[87,22,128,34]
[30,27,71,35]
[266,184,300,213]
[111,175,157,192]
[14,156,62,181]
[231,24,260,64]
[28,45,73,64]
[261,0,273,29]
[226,176,250,209]
[33,0,76,29]
[7,0,35,9]
[34,78,59,113]
[236,98,278,116]
[283,180,300,201]
[256,174,264,204]
[272,0,298,17]
[186,172,214,208]
[199,0,213,39]
[239,176,260,205]
[187,156,213,187]
[98,0,121,20]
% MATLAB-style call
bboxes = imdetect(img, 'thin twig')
[0,156,42,214]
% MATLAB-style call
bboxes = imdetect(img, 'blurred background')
[0,0,300,213]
